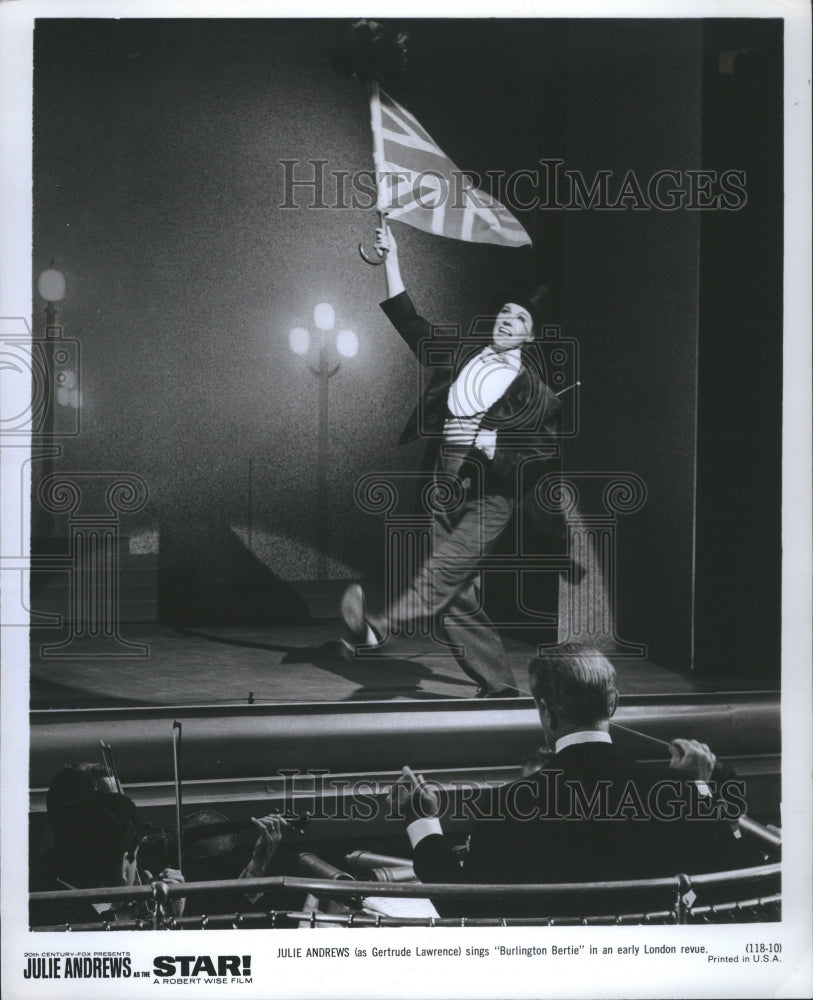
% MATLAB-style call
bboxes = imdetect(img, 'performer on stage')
[341,226,564,697]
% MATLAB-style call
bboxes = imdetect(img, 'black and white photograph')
[1,1,810,998]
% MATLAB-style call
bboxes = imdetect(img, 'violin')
[101,732,309,879]
[138,809,310,867]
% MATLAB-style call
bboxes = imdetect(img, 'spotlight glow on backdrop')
[336,329,358,359]
[313,303,335,332]
[288,327,311,356]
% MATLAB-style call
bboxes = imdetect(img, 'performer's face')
[491,303,534,352]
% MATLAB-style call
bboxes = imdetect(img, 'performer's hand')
[375,225,397,260]
[376,222,404,297]
[245,814,288,876]
[143,867,186,919]
[388,765,440,824]
[669,738,716,781]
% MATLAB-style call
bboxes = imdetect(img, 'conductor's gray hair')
[528,644,617,727]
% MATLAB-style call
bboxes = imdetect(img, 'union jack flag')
[377,90,532,248]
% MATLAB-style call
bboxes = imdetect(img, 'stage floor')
[28,618,766,711]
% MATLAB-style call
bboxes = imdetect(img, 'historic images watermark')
[279,160,748,213]
[277,768,748,824]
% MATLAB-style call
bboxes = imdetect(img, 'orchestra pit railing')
[30,862,781,930]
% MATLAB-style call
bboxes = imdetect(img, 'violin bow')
[172,721,184,873]
[99,739,152,903]
[99,739,124,794]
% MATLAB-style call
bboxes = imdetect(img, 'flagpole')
[359,80,389,264]
[369,80,387,212]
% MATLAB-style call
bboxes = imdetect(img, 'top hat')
[487,282,554,334]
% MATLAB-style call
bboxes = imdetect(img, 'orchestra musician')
[389,643,764,917]
[29,790,184,927]
[30,766,291,928]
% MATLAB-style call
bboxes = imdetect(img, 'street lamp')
[38,264,79,412]
[288,302,358,579]
[38,264,66,328]
[35,263,68,539]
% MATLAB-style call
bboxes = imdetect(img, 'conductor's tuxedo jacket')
[411,740,760,918]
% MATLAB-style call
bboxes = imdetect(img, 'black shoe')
[339,584,382,657]
[474,685,521,699]
[340,583,368,640]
